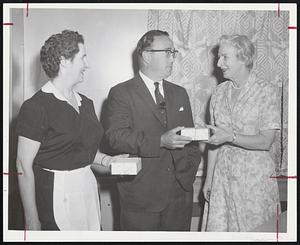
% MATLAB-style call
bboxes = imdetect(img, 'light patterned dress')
[201,73,281,232]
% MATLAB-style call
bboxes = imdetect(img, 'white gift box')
[111,157,142,175]
[181,127,210,141]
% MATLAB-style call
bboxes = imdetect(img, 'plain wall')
[22,9,148,118]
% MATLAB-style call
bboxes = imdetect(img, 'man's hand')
[160,126,192,149]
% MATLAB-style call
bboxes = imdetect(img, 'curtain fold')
[148,10,289,176]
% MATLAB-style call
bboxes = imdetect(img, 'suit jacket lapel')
[134,75,165,126]
[163,80,174,129]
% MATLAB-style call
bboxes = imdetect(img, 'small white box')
[111,157,142,175]
[181,128,210,141]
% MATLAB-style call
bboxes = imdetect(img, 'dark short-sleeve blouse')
[16,90,103,170]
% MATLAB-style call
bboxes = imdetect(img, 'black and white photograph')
[3,2,297,242]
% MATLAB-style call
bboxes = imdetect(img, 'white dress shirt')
[139,71,164,103]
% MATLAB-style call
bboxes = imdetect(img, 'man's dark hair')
[136,30,169,57]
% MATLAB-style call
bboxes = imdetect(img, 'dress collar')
[229,72,256,90]
[41,81,82,107]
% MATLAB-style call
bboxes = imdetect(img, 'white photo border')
[3,2,297,242]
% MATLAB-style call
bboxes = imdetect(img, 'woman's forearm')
[16,158,40,225]
[16,136,41,229]
[93,151,111,167]
[208,125,276,151]
[231,130,276,151]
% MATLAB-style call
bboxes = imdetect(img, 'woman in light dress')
[202,34,281,232]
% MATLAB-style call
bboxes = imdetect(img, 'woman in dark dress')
[16,30,122,230]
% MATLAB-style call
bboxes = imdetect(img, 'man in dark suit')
[103,30,201,231]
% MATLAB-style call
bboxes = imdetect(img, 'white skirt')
[43,165,101,230]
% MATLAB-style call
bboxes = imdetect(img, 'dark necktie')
[154,82,165,107]
[154,82,167,127]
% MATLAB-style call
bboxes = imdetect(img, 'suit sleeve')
[103,86,161,157]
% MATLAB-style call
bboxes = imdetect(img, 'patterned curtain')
[148,10,289,176]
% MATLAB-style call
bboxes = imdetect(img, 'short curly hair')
[40,30,84,78]
[219,34,255,70]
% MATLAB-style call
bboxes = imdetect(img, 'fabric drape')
[148,10,289,175]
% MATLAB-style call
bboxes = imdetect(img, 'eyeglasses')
[144,49,179,58]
